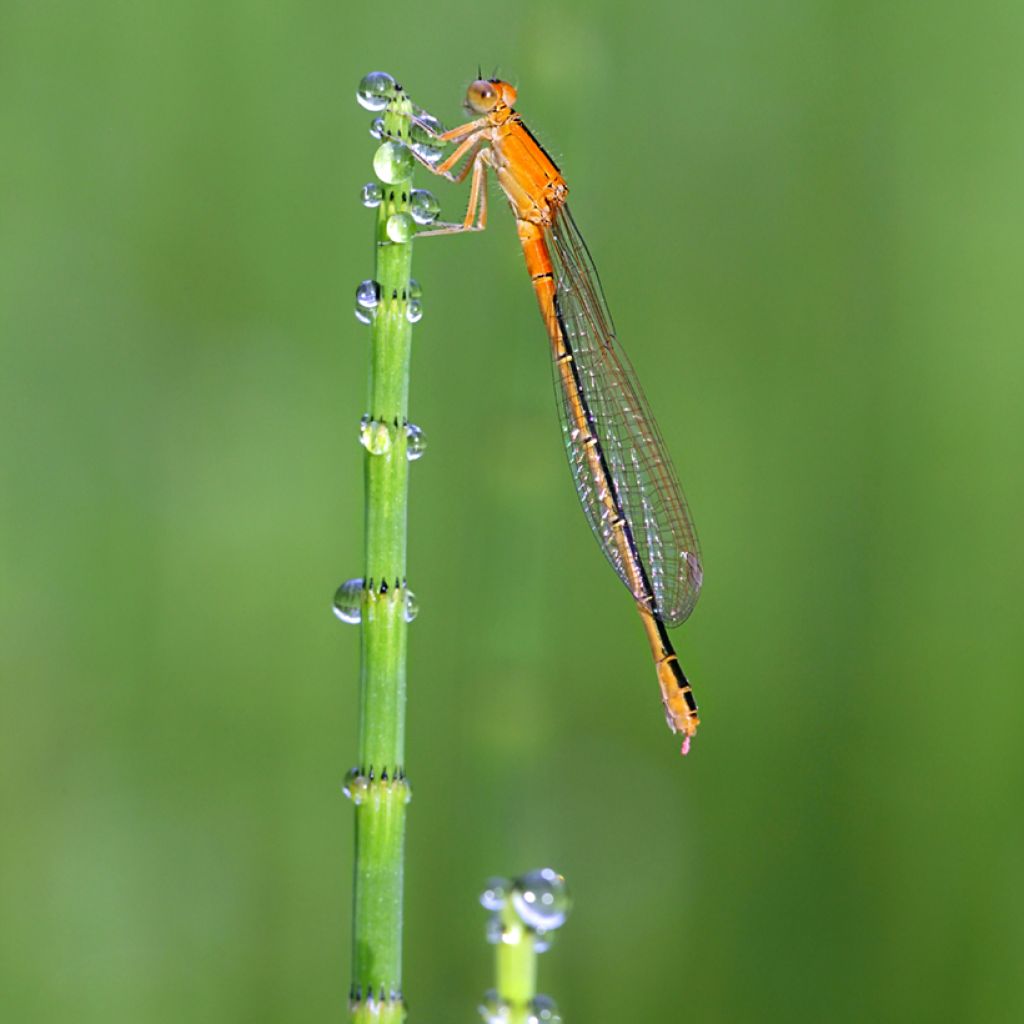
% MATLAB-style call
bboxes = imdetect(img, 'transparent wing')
[545,205,702,626]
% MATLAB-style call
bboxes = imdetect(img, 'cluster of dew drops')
[354,70,443,329]
[334,72,445,631]
[332,577,419,627]
[478,869,571,1024]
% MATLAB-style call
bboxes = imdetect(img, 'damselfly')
[413,79,704,753]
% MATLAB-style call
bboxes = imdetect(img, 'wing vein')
[545,205,703,626]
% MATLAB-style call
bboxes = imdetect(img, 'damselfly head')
[466,78,517,114]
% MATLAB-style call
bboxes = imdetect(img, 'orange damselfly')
[413,79,704,753]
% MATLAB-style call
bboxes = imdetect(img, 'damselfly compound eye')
[466,79,499,113]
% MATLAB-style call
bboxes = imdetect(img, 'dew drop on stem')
[359,415,392,455]
[332,579,364,624]
[480,877,510,912]
[410,188,441,226]
[386,212,414,243]
[356,71,396,112]
[404,423,427,461]
[511,868,571,932]
[373,141,414,184]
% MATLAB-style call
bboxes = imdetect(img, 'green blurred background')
[3,1,1023,1021]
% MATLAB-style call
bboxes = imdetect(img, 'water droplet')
[342,767,370,804]
[333,578,365,624]
[410,119,446,166]
[404,423,427,461]
[412,112,445,138]
[356,71,396,112]
[410,140,444,166]
[406,299,423,324]
[512,868,571,932]
[531,929,555,954]
[403,587,419,623]
[361,182,383,208]
[409,189,441,226]
[484,914,504,945]
[480,877,510,911]
[527,995,561,1024]
[354,280,380,324]
[386,212,414,244]
[359,415,392,455]
[478,990,510,1024]
[369,116,385,140]
[408,278,423,299]
[373,141,414,184]
[356,279,381,309]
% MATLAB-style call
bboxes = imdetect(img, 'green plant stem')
[351,88,416,1024]
[497,905,538,1024]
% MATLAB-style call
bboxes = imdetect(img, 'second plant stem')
[497,903,539,1024]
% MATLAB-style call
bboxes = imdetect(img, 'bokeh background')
[3,1,1023,1021]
